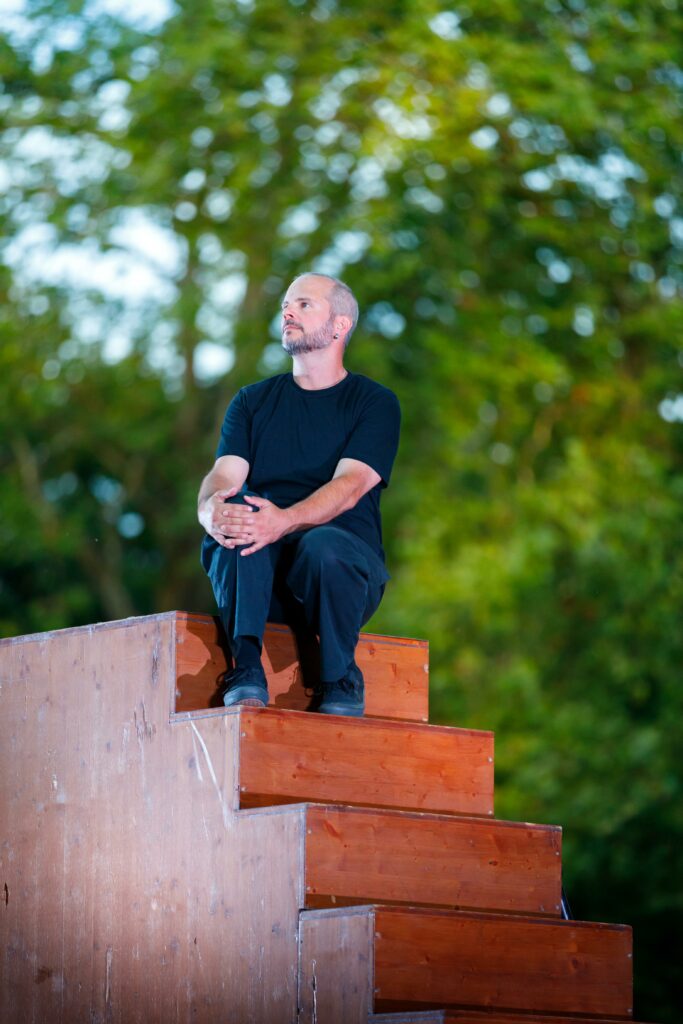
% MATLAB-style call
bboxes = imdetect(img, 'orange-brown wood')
[234,707,494,816]
[373,906,633,1018]
[372,1013,650,1023]
[2,613,644,1024]
[174,611,429,721]
[303,805,562,916]
[300,906,633,1020]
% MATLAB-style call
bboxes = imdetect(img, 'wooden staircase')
[0,611,645,1023]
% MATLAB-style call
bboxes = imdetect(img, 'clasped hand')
[205,488,291,556]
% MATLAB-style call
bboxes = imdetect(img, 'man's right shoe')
[221,665,269,708]
[309,663,365,717]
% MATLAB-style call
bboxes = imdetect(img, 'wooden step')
[298,906,633,1022]
[373,1013,649,1023]
[174,611,429,721]
[189,706,494,815]
[301,805,562,916]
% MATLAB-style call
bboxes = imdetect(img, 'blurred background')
[1,0,682,1018]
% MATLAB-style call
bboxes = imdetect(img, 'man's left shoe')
[221,665,269,708]
[309,664,365,717]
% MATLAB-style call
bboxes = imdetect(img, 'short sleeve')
[215,389,251,461]
[340,388,401,486]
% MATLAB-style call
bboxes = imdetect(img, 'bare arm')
[197,454,250,547]
[224,457,382,556]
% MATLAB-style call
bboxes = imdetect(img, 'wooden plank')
[303,805,562,916]
[373,906,633,1018]
[298,906,374,1024]
[0,615,305,1024]
[373,1013,649,1023]
[174,611,429,721]
[236,708,494,816]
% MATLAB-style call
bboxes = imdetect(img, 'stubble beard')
[282,316,336,355]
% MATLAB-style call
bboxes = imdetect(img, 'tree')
[1,1,681,1017]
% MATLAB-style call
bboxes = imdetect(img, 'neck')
[290,350,348,391]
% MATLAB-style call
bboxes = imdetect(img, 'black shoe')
[310,664,365,717]
[221,665,268,708]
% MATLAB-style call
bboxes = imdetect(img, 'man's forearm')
[204,458,379,556]
[198,454,250,510]
[197,470,240,510]
[197,454,250,541]
[282,473,367,534]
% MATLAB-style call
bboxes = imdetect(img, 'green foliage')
[1,1,682,1017]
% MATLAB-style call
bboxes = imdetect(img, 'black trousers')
[201,492,388,682]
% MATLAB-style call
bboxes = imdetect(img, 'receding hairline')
[288,272,359,340]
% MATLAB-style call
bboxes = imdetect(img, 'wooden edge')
[241,793,495,818]
[300,904,631,936]
[0,610,178,647]
[0,609,428,652]
[371,1014,647,1023]
[300,904,377,921]
[374,904,632,933]
[170,704,493,740]
[171,706,243,723]
[303,895,563,920]
[174,610,429,649]
[233,704,493,739]
[301,802,561,834]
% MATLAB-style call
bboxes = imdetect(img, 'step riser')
[174,613,429,721]
[372,1014,647,1023]
[303,806,562,916]
[375,909,632,1017]
[236,709,494,816]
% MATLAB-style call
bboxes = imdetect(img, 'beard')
[282,315,336,355]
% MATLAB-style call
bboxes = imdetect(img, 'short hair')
[292,272,359,346]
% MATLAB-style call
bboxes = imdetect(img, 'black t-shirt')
[215,372,401,560]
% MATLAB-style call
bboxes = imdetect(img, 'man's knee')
[294,527,362,574]
[225,487,262,505]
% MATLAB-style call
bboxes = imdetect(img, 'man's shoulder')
[347,373,400,409]
[238,373,290,404]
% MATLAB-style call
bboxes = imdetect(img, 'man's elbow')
[339,474,377,513]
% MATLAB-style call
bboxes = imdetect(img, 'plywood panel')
[174,612,429,721]
[373,906,633,1018]
[236,708,494,816]
[298,906,374,1024]
[0,615,305,1024]
[303,806,562,916]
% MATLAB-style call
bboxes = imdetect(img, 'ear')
[334,315,352,340]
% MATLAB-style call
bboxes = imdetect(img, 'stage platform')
[0,611,644,1022]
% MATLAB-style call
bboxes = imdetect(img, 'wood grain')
[298,906,374,1024]
[371,1012,648,1023]
[303,805,562,916]
[237,708,494,817]
[174,611,429,721]
[0,615,304,1024]
[373,906,633,1018]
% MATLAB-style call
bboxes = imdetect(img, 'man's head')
[281,273,359,355]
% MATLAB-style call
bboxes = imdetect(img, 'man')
[197,272,400,716]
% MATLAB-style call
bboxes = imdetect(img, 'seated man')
[197,272,401,716]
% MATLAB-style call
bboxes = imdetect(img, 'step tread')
[174,611,429,721]
[217,706,494,816]
[303,803,562,916]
